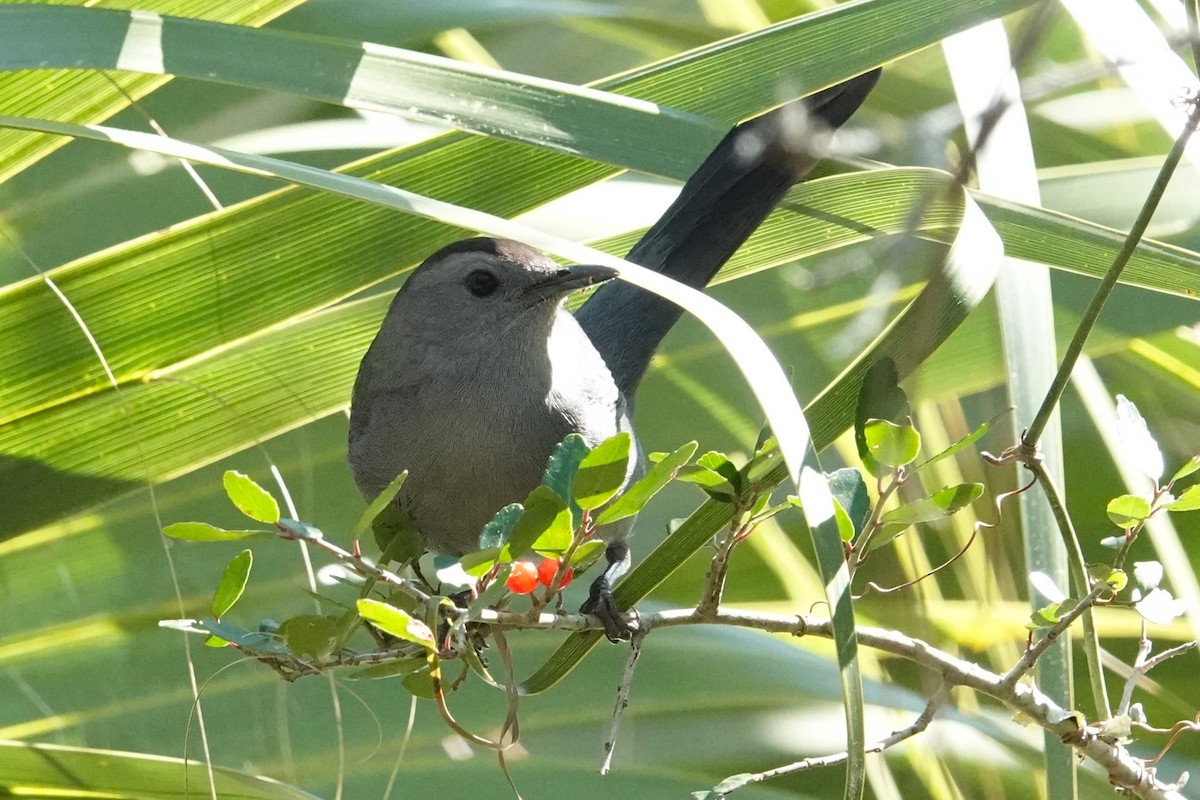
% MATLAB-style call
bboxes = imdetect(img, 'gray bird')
[349,71,880,640]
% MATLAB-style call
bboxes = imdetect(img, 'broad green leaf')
[1087,564,1128,592]
[162,521,265,542]
[854,357,911,478]
[530,526,574,559]
[352,470,408,538]
[1026,601,1068,631]
[278,614,340,660]
[1106,494,1152,528]
[541,434,590,510]
[675,464,736,500]
[478,504,524,551]
[863,418,921,469]
[572,432,632,510]
[210,549,252,618]
[222,470,280,523]
[1115,394,1164,482]
[1166,483,1200,511]
[568,539,608,569]
[1171,455,1200,482]
[402,668,436,699]
[373,503,424,565]
[832,498,856,543]
[502,486,572,561]
[880,483,984,526]
[459,548,502,578]
[0,0,305,182]
[0,740,321,800]
[826,467,870,539]
[356,599,435,649]
[200,618,289,656]
[697,451,740,487]
[595,440,698,525]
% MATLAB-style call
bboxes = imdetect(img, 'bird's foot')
[580,576,636,642]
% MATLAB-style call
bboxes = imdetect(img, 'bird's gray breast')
[350,310,629,556]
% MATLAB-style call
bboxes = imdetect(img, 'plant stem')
[1025,98,1200,444]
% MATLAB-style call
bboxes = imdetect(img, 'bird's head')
[389,237,617,341]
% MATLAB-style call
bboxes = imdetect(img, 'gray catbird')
[349,70,880,640]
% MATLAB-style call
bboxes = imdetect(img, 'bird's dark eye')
[464,269,500,297]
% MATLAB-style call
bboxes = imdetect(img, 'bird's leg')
[580,541,635,642]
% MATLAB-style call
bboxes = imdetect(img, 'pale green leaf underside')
[0,0,307,182]
[0,739,322,800]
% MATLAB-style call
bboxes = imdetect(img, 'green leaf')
[1088,564,1128,592]
[1132,561,1164,593]
[1026,601,1067,630]
[530,518,574,558]
[503,486,572,560]
[541,434,590,508]
[459,548,502,578]
[373,504,424,566]
[1171,455,1200,482]
[572,432,632,510]
[403,669,436,700]
[568,539,608,570]
[1115,395,1164,482]
[211,549,252,618]
[478,503,524,551]
[880,483,983,527]
[855,357,912,477]
[1106,494,1152,528]
[356,599,435,649]
[276,519,324,540]
[832,498,856,543]
[1166,483,1200,511]
[0,740,322,800]
[675,464,736,501]
[595,441,698,525]
[915,410,1004,469]
[352,470,408,539]
[200,618,288,656]
[347,657,429,680]
[697,451,741,489]
[863,418,921,469]
[826,467,870,539]
[222,470,280,523]
[278,615,340,660]
[162,522,266,542]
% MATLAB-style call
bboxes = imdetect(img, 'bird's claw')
[581,577,635,642]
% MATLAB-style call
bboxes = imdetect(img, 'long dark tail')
[576,69,881,397]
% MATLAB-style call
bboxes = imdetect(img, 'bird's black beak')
[525,264,619,299]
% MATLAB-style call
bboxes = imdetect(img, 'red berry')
[506,561,539,595]
[538,558,573,589]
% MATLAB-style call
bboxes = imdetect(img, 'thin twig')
[1024,94,1200,444]
[1119,636,1198,717]
[1002,582,1109,688]
[599,630,646,775]
[1025,459,1112,719]
[276,523,432,603]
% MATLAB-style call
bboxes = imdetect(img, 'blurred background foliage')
[2,0,1200,798]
